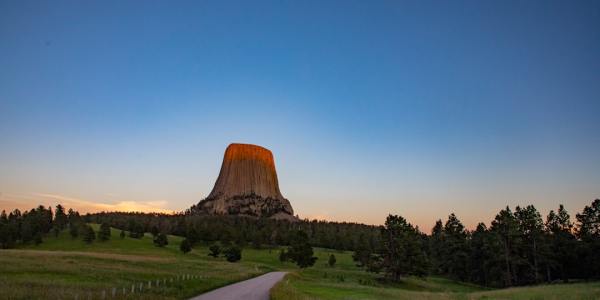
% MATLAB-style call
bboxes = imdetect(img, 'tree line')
[0,204,167,247]
[353,199,600,287]
[1,199,599,288]
[84,212,381,252]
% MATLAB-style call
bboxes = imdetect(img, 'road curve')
[189,271,287,300]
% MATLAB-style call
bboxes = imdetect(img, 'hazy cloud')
[0,192,177,214]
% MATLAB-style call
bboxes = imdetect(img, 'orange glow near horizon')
[0,193,177,215]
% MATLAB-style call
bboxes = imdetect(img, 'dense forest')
[1,199,599,288]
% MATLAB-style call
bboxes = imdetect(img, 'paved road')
[189,271,287,300]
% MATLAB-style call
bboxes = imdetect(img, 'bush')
[223,245,242,262]
[208,244,221,257]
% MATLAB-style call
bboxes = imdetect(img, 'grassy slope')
[2,225,599,300]
[272,249,489,300]
[271,249,600,300]
[0,225,276,299]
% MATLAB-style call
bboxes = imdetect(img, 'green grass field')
[1,224,599,300]
[0,225,276,299]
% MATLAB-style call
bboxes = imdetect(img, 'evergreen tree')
[150,225,159,238]
[67,208,81,226]
[328,254,337,267]
[54,204,68,230]
[186,226,200,245]
[33,232,43,245]
[469,223,490,285]
[279,249,288,262]
[381,214,428,281]
[154,233,168,247]
[545,205,575,282]
[352,233,373,268]
[428,219,444,275]
[180,238,192,254]
[20,220,33,243]
[514,205,544,284]
[576,199,600,238]
[82,225,96,244]
[490,206,520,287]
[442,213,469,281]
[287,230,317,268]
[128,220,144,238]
[52,226,60,237]
[98,223,111,241]
[0,211,15,249]
[575,199,600,278]
[69,222,79,238]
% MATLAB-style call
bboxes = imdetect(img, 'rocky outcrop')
[193,143,296,221]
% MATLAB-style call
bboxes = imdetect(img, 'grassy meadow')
[1,224,599,299]
[0,224,274,299]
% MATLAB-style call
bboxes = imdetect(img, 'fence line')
[72,273,203,299]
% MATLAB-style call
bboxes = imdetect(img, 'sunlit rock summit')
[192,143,296,221]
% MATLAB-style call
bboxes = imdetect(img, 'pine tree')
[328,254,337,267]
[82,225,96,244]
[515,205,544,284]
[33,232,43,245]
[279,249,288,262]
[490,206,520,287]
[153,233,168,247]
[98,223,111,241]
[180,238,192,254]
[469,223,490,285]
[20,220,33,243]
[442,213,469,281]
[429,219,444,275]
[69,223,79,238]
[150,225,159,238]
[54,204,67,230]
[287,230,317,268]
[381,214,428,281]
[575,199,600,278]
[545,205,575,282]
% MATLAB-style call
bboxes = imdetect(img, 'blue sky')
[1,0,599,229]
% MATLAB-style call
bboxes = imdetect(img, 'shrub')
[208,244,221,257]
[223,245,242,262]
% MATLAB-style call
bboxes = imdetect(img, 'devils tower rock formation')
[193,143,295,221]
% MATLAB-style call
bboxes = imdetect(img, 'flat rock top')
[223,143,276,166]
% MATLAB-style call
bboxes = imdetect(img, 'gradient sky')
[1,0,599,230]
